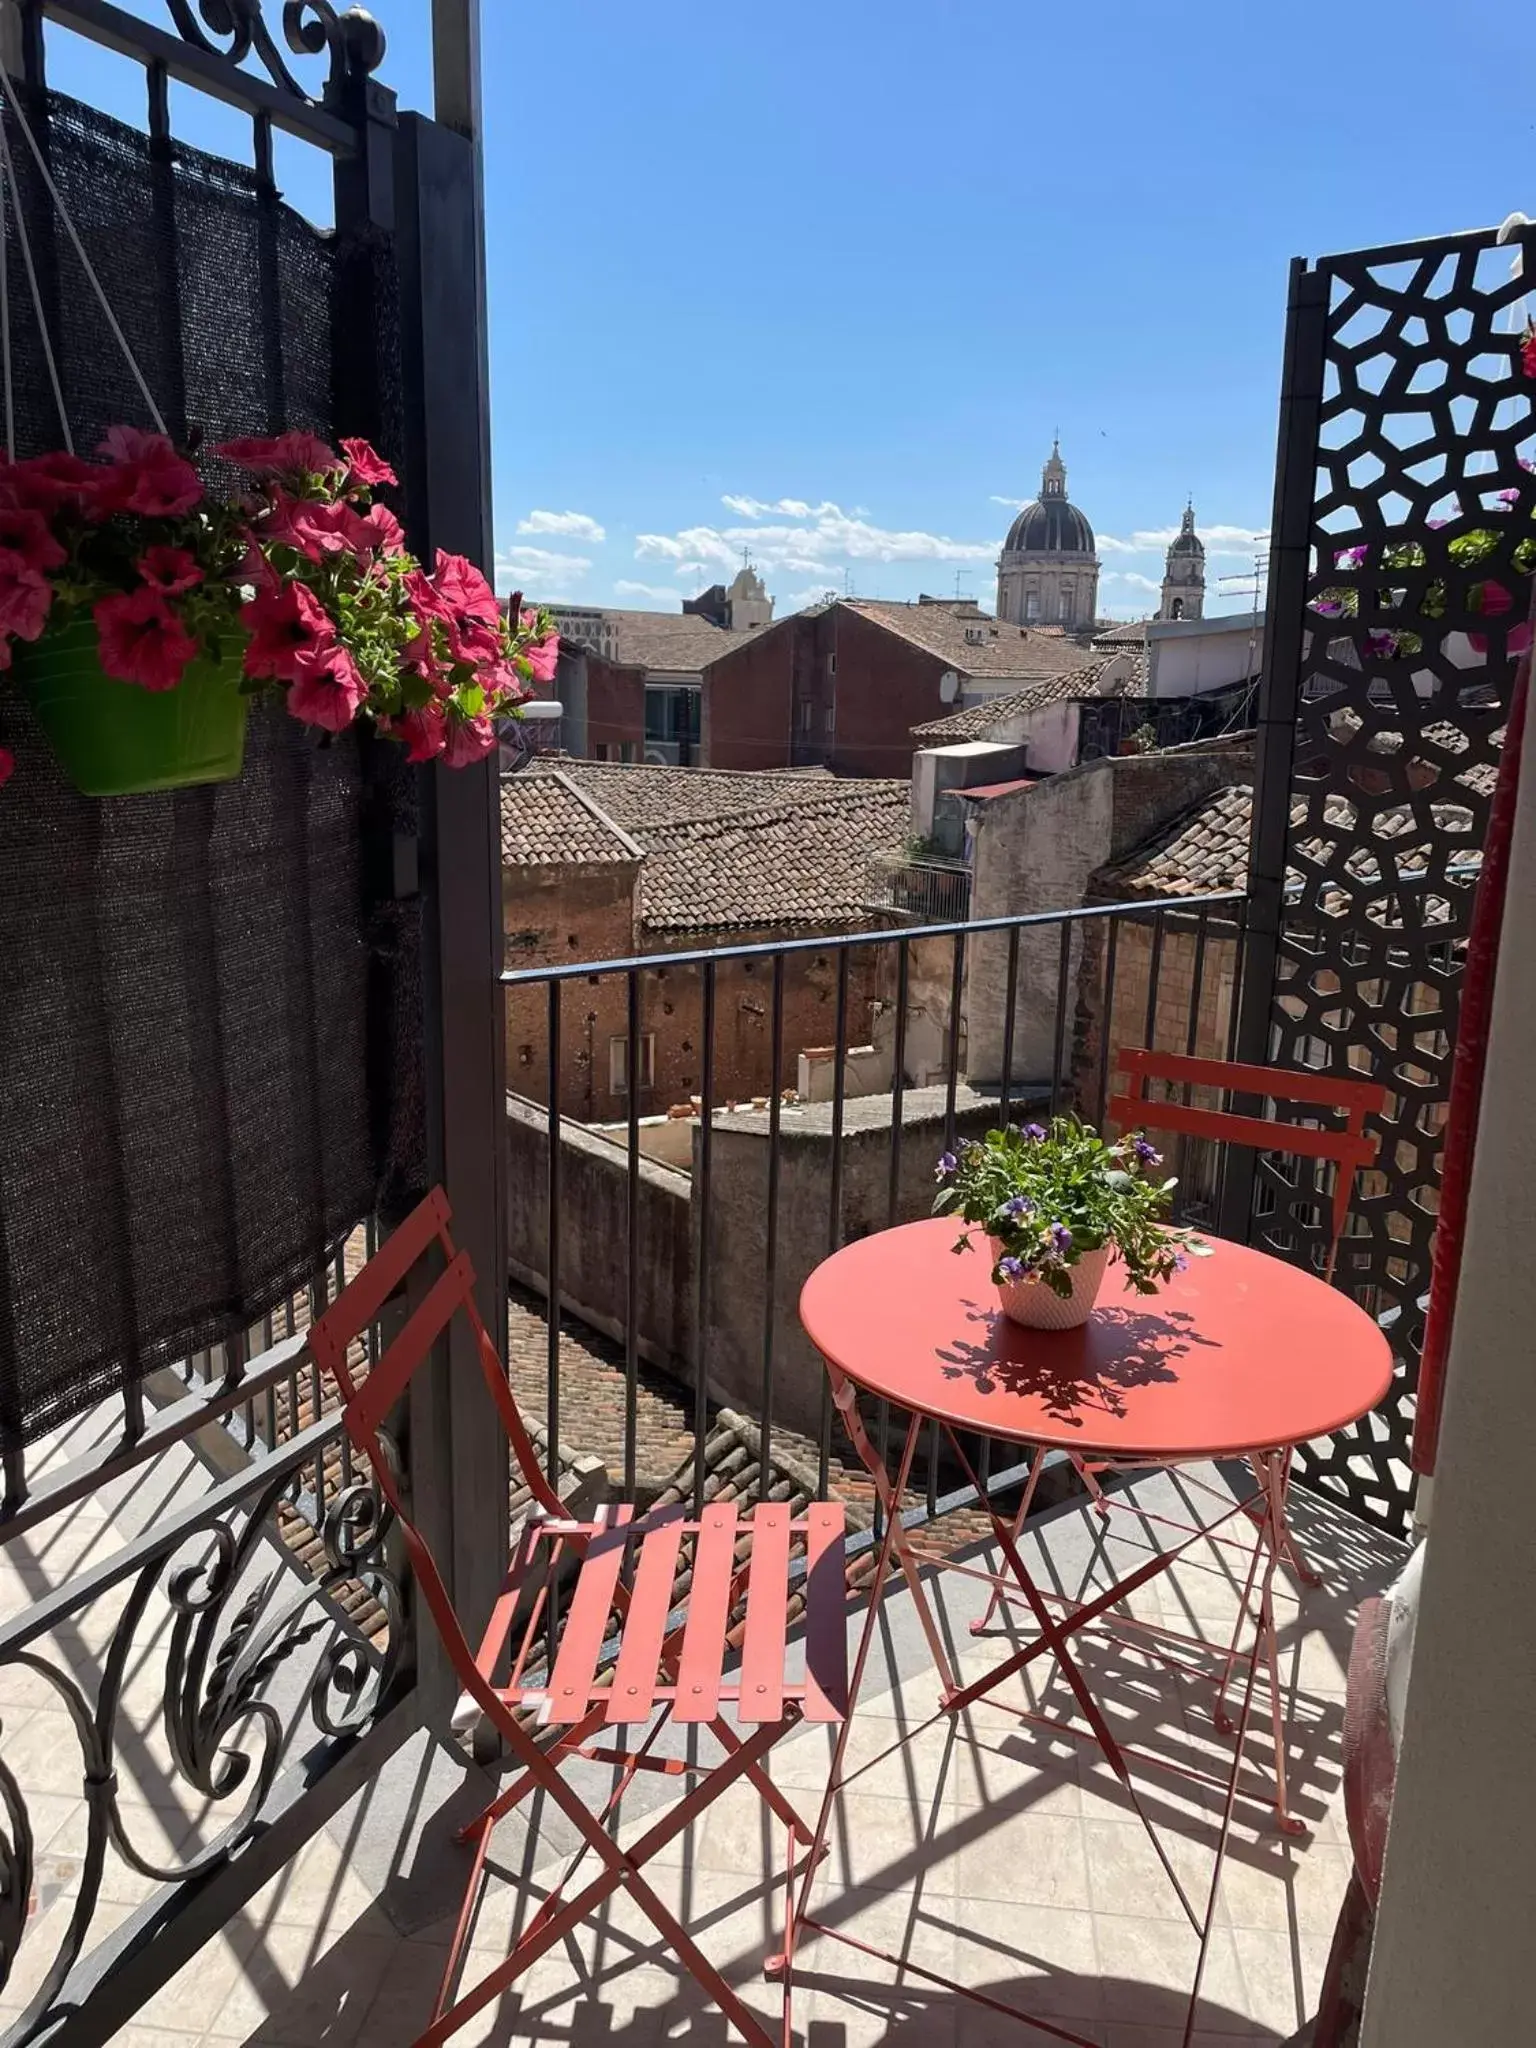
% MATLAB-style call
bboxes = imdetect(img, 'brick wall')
[704,605,953,777]
[585,654,645,758]
[505,858,886,1121]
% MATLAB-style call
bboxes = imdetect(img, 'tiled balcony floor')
[0,1440,1405,2047]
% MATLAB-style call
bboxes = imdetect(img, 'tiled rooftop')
[842,599,1100,680]
[560,606,767,673]
[497,768,644,867]
[910,656,1143,741]
[1096,784,1256,900]
[505,761,909,934]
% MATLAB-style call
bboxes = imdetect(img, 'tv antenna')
[953,568,972,600]
[1216,547,1270,683]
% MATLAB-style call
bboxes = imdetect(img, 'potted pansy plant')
[0,425,557,798]
[933,1116,1209,1331]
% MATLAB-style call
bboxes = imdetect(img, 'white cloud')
[613,579,686,602]
[494,545,592,598]
[516,509,607,542]
[989,493,1027,507]
[1100,523,1268,558]
[1104,570,1162,594]
[785,583,844,609]
[637,499,995,578]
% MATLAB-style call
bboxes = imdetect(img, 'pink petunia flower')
[94,428,202,519]
[241,579,337,683]
[340,438,397,489]
[286,645,368,733]
[0,450,101,515]
[428,550,502,664]
[401,621,444,684]
[138,544,203,596]
[0,545,54,641]
[259,493,353,561]
[521,622,559,684]
[0,743,13,790]
[339,500,405,558]
[443,711,497,766]
[1523,329,1536,380]
[396,703,448,761]
[93,587,199,691]
[0,505,66,573]
[216,431,341,479]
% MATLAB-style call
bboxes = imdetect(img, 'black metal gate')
[0,5,508,2039]
[1234,224,1532,1535]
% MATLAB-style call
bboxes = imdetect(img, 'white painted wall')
[1145,612,1263,698]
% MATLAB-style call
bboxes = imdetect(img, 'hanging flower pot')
[0,428,560,801]
[12,615,248,796]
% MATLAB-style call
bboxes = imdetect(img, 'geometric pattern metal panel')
[1255,227,1530,1534]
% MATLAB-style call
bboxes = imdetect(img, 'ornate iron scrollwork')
[0,1452,401,2039]
[166,1,387,106]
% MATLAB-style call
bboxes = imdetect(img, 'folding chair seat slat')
[546,1506,635,1723]
[674,1504,740,1723]
[607,1509,688,1724]
[738,1504,791,1723]
[799,1503,849,1721]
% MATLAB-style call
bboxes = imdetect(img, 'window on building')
[827,653,837,677]
[609,1032,656,1095]
[1025,591,1041,622]
[824,705,836,732]
[798,700,813,732]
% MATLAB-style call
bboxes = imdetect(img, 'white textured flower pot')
[990,1242,1113,1331]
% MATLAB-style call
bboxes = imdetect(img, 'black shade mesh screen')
[0,90,424,1452]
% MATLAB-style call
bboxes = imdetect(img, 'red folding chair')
[308,1187,848,2048]
[974,1049,1387,1632]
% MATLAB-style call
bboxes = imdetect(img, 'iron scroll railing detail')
[165,2,387,105]
[0,1423,400,2042]
[1235,224,1532,1534]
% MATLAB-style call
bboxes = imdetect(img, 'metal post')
[392,0,509,1712]
[1219,257,1330,1244]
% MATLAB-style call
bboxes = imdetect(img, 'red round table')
[801,1217,1393,1463]
[789,1220,1392,2041]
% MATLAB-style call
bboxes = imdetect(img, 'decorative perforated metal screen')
[1238,227,1530,1535]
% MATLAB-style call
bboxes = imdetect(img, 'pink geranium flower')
[340,438,397,489]
[94,428,203,518]
[1523,328,1536,380]
[287,645,367,733]
[0,505,65,573]
[138,544,203,596]
[93,587,199,691]
[0,546,53,641]
[216,431,341,479]
[443,711,497,765]
[396,703,447,761]
[241,579,336,682]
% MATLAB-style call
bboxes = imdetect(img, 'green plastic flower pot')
[12,615,249,797]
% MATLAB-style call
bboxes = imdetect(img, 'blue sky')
[47,2,1536,618]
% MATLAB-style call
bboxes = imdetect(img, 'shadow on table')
[937,1299,1220,1429]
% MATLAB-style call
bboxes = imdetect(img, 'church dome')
[1002,442,1095,556]
[1004,497,1096,556]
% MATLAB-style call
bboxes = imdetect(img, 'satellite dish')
[939,671,959,703]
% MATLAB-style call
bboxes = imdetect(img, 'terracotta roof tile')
[556,606,766,674]
[910,655,1143,740]
[841,600,1099,680]
[556,760,836,833]
[499,770,644,866]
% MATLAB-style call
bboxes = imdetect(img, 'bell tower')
[1159,502,1206,621]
